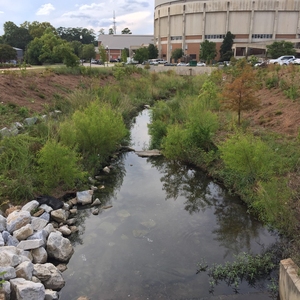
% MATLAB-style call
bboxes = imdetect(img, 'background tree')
[220,31,235,61]
[109,28,114,35]
[98,44,107,64]
[56,27,96,44]
[266,40,296,58]
[121,48,128,62]
[221,61,259,125]
[121,28,132,34]
[54,42,79,67]
[0,44,17,62]
[82,44,96,65]
[133,47,148,63]
[98,28,105,35]
[3,21,32,50]
[25,38,43,65]
[171,48,183,62]
[200,40,217,64]
[21,21,56,39]
[69,40,83,57]
[148,44,158,59]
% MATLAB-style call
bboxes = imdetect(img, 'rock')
[6,234,19,247]
[36,195,64,210]
[50,209,68,223]
[5,206,22,217]
[32,264,51,281]
[92,208,99,215]
[17,239,44,251]
[31,247,47,264]
[77,297,90,300]
[10,277,45,300]
[132,229,149,238]
[69,208,77,215]
[76,190,93,206]
[68,197,77,206]
[21,200,39,213]
[140,219,156,229]
[24,117,38,126]
[2,281,11,300]
[6,210,31,233]
[103,166,110,173]
[33,209,45,217]
[0,266,16,280]
[0,214,7,231]
[31,217,49,231]
[39,204,53,213]
[0,247,22,267]
[42,263,65,290]
[135,149,161,157]
[45,289,59,300]
[46,232,74,262]
[57,225,71,236]
[116,210,130,218]
[91,198,101,206]
[13,224,34,241]
[56,264,67,273]
[0,233,4,246]
[31,276,41,283]
[69,226,78,234]
[27,230,48,246]
[43,224,56,237]
[66,218,76,225]
[15,261,34,280]
[39,212,50,222]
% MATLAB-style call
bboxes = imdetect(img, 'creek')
[60,109,278,299]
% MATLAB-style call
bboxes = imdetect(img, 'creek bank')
[0,186,109,300]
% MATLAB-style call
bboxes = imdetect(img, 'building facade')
[154,0,300,62]
[97,35,154,60]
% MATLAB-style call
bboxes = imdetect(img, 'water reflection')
[60,110,278,300]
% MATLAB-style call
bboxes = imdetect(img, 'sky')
[0,0,154,36]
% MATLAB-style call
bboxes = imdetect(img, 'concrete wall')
[279,258,300,300]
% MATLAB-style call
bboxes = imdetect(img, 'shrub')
[37,139,87,191]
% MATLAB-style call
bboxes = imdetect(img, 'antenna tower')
[113,11,117,34]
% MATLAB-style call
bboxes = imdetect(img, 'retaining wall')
[279,258,300,300]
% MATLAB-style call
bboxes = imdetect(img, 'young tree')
[0,44,17,62]
[109,28,114,35]
[220,31,235,61]
[171,48,183,62]
[82,44,96,65]
[133,47,148,63]
[221,62,259,125]
[121,28,132,34]
[121,48,128,62]
[148,44,158,59]
[98,44,107,65]
[200,40,217,64]
[266,41,296,58]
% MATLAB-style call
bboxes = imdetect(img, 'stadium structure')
[154,0,300,62]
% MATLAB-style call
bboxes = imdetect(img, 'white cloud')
[0,11,3,14]
[36,3,55,16]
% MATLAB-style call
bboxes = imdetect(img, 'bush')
[59,101,128,163]
[37,139,87,191]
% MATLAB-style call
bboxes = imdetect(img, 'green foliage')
[197,252,276,292]
[0,135,41,201]
[198,79,220,110]
[266,40,296,58]
[59,102,128,162]
[220,31,235,61]
[37,139,87,191]
[121,48,129,63]
[266,75,279,89]
[0,271,6,287]
[253,178,296,234]
[148,44,158,59]
[219,132,277,182]
[81,44,96,64]
[284,84,298,100]
[133,47,149,63]
[200,40,217,64]
[0,44,17,62]
[171,48,184,61]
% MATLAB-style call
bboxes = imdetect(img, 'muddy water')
[60,110,278,300]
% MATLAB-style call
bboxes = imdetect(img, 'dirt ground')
[0,66,299,137]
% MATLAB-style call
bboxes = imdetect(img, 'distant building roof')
[98,34,154,49]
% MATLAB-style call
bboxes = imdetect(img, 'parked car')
[164,62,176,66]
[158,59,168,64]
[268,55,295,64]
[110,59,119,63]
[197,62,206,67]
[91,59,98,64]
[288,58,300,65]
[254,61,268,68]
[177,62,188,66]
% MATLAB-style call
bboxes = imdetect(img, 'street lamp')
[80,35,83,65]
[105,45,109,67]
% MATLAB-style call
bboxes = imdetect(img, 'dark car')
[110,59,119,63]
[164,62,176,66]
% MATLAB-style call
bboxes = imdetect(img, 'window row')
[205,34,225,39]
[252,34,273,39]
[171,36,182,40]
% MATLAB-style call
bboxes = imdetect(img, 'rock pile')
[0,190,95,300]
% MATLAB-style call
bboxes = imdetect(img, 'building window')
[252,34,272,39]
[204,34,225,39]
[171,36,182,40]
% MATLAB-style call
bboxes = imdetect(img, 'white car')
[268,55,295,64]
[177,62,188,66]
[197,62,206,67]
[289,58,300,65]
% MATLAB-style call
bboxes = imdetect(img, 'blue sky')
[0,0,154,36]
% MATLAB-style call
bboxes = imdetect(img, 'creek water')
[60,109,278,300]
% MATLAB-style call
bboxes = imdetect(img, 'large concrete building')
[154,0,300,62]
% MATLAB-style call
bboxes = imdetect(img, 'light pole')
[80,35,83,65]
[106,45,109,67]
